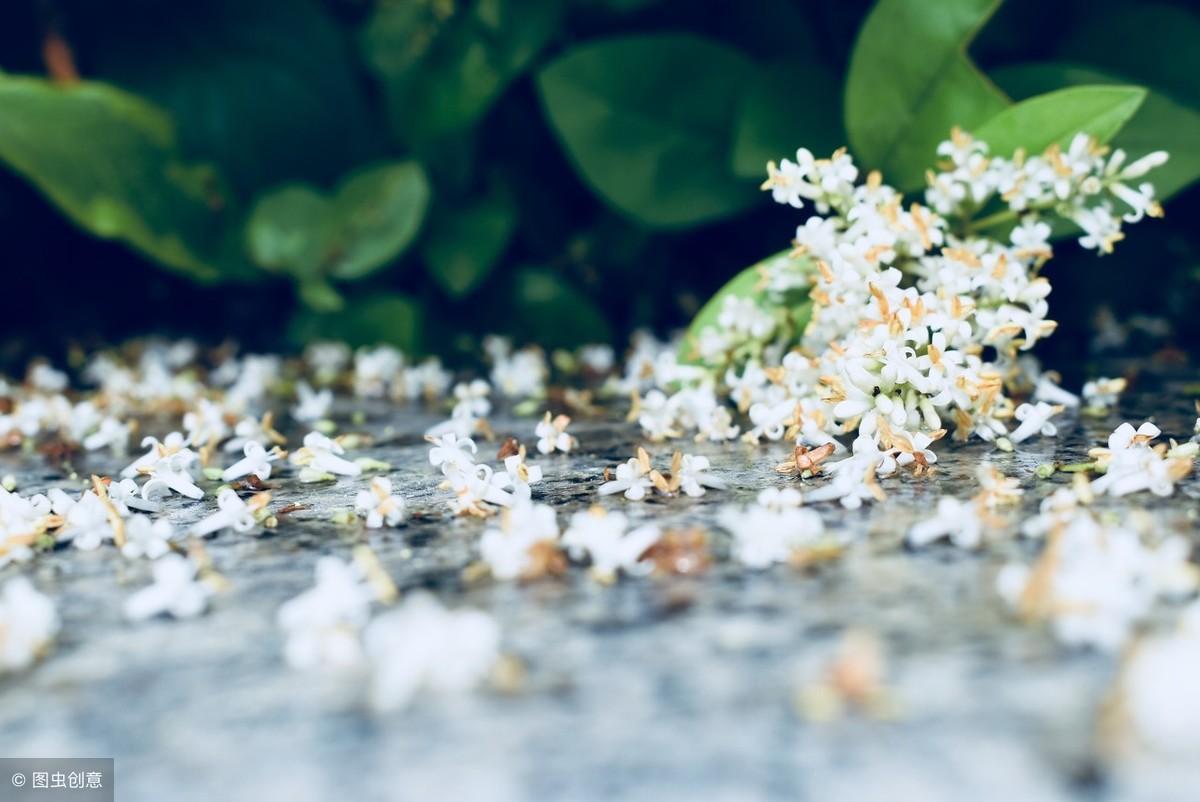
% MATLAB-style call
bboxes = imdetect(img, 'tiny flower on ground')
[278,556,379,669]
[561,506,660,583]
[718,488,827,569]
[535,412,575,455]
[121,514,174,560]
[124,554,214,621]
[355,477,407,528]
[363,591,501,712]
[222,441,285,482]
[0,576,59,673]
[290,431,362,481]
[190,489,271,537]
[479,500,562,581]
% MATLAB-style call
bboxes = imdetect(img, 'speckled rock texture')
[2,380,1198,802]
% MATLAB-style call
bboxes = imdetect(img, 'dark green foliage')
[0,0,1198,360]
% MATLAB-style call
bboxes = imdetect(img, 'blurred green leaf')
[972,85,1145,157]
[731,59,844,179]
[1056,2,1200,110]
[992,63,1200,201]
[0,74,241,282]
[246,161,430,304]
[537,34,757,227]
[422,182,517,298]
[79,0,381,199]
[289,293,423,352]
[844,0,1009,191]
[509,268,611,348]
[364,0,561,144]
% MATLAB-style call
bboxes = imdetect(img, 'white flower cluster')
[997,504,1196,651]
[717,488,828,569]
[598,447,727,500]
[1088,421,1196,498]
[619,132,1167,504]
[427,434,542,517]
[277,557,500,712]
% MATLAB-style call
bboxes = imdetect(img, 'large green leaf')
[992,63,1200,201]
[537,34,758,227]
[77,0,382,199]
[246,161,430,307]
[844,0,1009,191]
[0,74,241,282]
[364,0,561,144]
[972,86,1145,158]
[421,180,517,298]
[731,59,844,179]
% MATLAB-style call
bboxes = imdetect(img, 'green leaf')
[289,293,423,352]
[422,182,517,298]
[245,161,430,296]
[537,34,758,227]
[992,63,1200,201]
[972,85,1145,158]
[364,0,561,144]
[0,74,241,282]
[509,268,611,348]
[79,0,382,200]
[844,0,1009,191]
[731,60,844,179]
[679,249,813,365]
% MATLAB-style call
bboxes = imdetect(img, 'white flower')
[120,432,187,479]
[1008,402,1061,444]
[998,511,1196,650]
[183,398,231,449]
[81,416,131,452]
[598,448,655,501]
[480,501,561,580]
[278,557,377,669]
[48,489,113,551]
[1121,602,1200,756]
[0,577,59,672]
[426,433,478,475]
[490,449,544,502]
[441,463,514,517]
[718,491,825,569]
[717,295,777,340]
[355,477,407,528]
[222,412,285,454]
[124,554,212,621]
[121,514,174,560]
[676,454,727,497]
[452,379,492,420]
[1081,376,1126,409]
[189,488,263,537]
[364,592,500,711]
[561,507,659,582]
[535,412,575,455]
[293,381,333,423]
[140,448,204,500]
[105,477,162,515]
[907,497,985,549]
[489,343,547,398]
[289,432,362,477]
[222,441,284,482]
[305,341,351,385]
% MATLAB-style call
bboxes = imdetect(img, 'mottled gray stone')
[1,382,1199,802]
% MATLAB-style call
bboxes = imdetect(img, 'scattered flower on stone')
[355,477,407,528]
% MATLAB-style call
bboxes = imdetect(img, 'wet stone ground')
[2,380,1199,802]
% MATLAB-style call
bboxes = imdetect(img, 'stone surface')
[1,382,1199,802]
